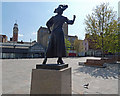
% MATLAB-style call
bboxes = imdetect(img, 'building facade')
[1,42,45,59]
[80,39,89,56]
[63,23,68,38]
[0,35,8,43]
[68,35,78,49]
[73,39,89,56]
[84,34,102,56]
[37,26,49,49]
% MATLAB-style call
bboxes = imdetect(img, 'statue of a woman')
[42,5,76,64]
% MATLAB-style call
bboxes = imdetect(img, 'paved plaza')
[1,57,120,94]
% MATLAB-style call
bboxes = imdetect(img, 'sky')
[1,0,120,42]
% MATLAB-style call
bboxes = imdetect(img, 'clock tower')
[13,23,18,42]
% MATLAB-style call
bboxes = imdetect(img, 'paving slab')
[1,57,119,94]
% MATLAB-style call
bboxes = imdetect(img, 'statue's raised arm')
[65,15,76,25]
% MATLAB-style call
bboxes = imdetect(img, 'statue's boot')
[42,57,47,64]
[57,57,64,64]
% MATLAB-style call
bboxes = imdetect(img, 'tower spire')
[15,20,17,24]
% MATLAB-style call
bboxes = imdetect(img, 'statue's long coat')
[46,15,72,58]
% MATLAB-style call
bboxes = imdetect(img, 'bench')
[101,58,117,63]
[84,59,104,67]
[117,57,120,62]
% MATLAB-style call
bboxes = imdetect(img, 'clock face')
[14,25,18,27]
[13,30,18,34]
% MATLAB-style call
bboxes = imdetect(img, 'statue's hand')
[73,15,76,20]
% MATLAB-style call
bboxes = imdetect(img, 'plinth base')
[30,66,71,94]
[36,64,68,70]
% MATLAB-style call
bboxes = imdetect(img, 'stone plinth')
[30,66,71,94]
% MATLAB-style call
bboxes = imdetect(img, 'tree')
[65,38,71,54]
[85,3,119,54]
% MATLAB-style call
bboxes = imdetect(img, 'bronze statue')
[42,5,76,64]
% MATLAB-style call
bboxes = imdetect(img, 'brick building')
[13,23,18,42]
[85,34,102,56]
[0,35,8,43]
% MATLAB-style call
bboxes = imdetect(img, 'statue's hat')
[54,5,68,13]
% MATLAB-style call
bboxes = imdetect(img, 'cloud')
[18,34,24,37]
[32,32,37,35]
